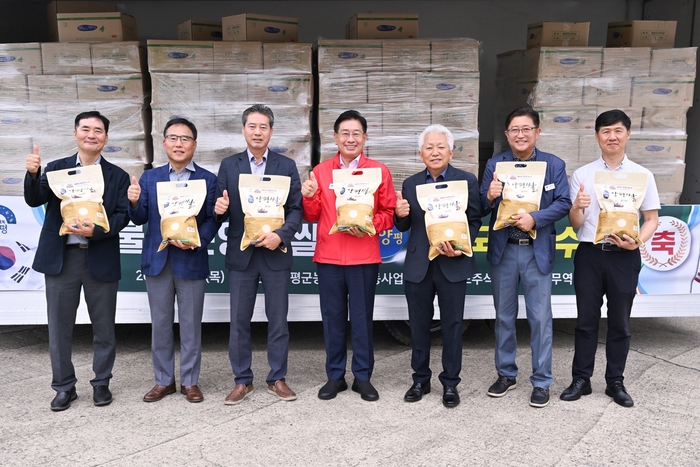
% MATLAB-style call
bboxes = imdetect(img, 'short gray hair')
[418,124,454,152]
[242,104,274,128]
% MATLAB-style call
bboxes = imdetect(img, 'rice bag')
[593,171,649,244]
[239,174,290,251]
[46,165,110,235]
[156,179,207,252]
[493,161,547,239]
[416,180,473,260]
[329,167,382,236]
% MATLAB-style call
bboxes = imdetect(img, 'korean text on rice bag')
[593,171,648,244]
[46,165,110,235]
[156,179,207,252]
[329,167,382,236]
[493,161,547,239]
[416,180,473,260]
[239,174,290,251]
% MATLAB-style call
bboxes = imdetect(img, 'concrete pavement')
[1,317,699,466]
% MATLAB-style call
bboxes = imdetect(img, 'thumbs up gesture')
[301,171,318,198]
[26,145,41,177]
[127,176,141,206]
[573,182,590,211]
[395,191,410,218]
[487,171,503,203]
[215,189,230,215]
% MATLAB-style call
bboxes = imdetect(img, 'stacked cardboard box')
[495,46,696,203]
[317,38,480,188]
[0,41,148,195]
[147,40,312,179]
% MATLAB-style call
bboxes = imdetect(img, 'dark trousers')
[45,247,118,392]
[405,260,466,387]
[228,249,291,385]
[317,263,379,381]
[572,242,641,385]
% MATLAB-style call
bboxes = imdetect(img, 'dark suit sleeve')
[275,161,303,247]
[24,166,53,208]
[530,157,572,229]
[127,172,149,226]
[92,166,131,241]
[215,159,230,223]
[467,173,482,243]
[198,172,219,248]
[394,180,411,232]
[479,158,499,216]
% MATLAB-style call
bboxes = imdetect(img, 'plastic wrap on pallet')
[640,107,688,134]
[537,134,578,164]
[381,40,431,72]
[41,43,92,75]
[318,72,368,104]
[650,47,697,77]
[147,40,214,72]
[601,48,651,77]
[247,74,312,105]
[262,43,312,74]
[198,74,248,103]
[538,106,596,134]
[317,39,382,73]
[0,43,42,75]
[529,78,584,107]
[215,103,311,137]
[626,135,687,162]
[91,42,145,74]
[631,78,695,107]
[150,73,202,105]
[582,77,632,108]
[430,38,480,73]
[76,74,146,103]
[522,47,603,79]
[213,41,263,74]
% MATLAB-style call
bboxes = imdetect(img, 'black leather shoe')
[605,381,634,407]
[404,382,431,402]
[352,379,379,402]
[318,379,348,400]
[442,386,460,408]
[560,378,592,401]
[530,387,550,408]
[50,387,77,412]
[93,385,113,407]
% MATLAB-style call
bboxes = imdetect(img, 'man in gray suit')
[394,124,482,408]
[214,105,303,405]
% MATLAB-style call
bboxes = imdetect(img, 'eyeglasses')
[506,127,537,136]
[165,134,194,143]
[338,131,365,140]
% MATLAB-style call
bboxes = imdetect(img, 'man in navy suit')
[394,124,482,408]
[214,105,303,405]
[128,118,218,403]
[480,107,571,408]
[24,111,130,411]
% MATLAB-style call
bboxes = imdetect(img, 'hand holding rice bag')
[239,174,290,251]
[593,171,648,244]
[329,167,382,236]
[156,179,207,252]
[416,180,473,260]
[493,161,547,239]
[46,165,110,235]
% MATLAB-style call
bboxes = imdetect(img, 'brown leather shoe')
[180,385,204,403]
[267,380,297,401]
[224,383,254,405]
[143,383,176,402]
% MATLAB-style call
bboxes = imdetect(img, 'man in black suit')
[214,104,303,405]
[24,111,131,411]
[394,124,482,408]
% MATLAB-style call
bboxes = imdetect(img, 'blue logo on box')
[268,86,289,92]
[338,52,359,59]
[377,25,396,32]
[1,178,21,185]
[265,27,281,34]
[645,145,665,152]
[103,146,122,153]
[168,52,189,59]
[560,58,579,65]
[436,83,456,91]
[0,55,16,63]
[97,85,118,92]
[1,118,21,124]
[270,146,288,154]
[211,31,222,38]
[553,116,573,123]
[653,88,672,95]
[77,25,98,32]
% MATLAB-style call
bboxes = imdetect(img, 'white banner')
[0,195,44,290]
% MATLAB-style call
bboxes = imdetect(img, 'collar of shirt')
[168,161,195,182]
[600,154,628,171]
[339,153,361,169]
[425,166,448,183]
[248,148,268,174]
[75,154,102,166]
[511,147,537,162]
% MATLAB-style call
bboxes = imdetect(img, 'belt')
[66,243,88,249]
[590,242,623,252]
[507,238,533,246]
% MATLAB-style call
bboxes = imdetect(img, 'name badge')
[544,183,555,191]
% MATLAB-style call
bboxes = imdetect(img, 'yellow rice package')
[493,161,547,239]
[46,165,110,235]
[416,180,473,260]
[156,179,207,252]
[329,167,382,236]
[593,171,649,244]
[239,174,290,251]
